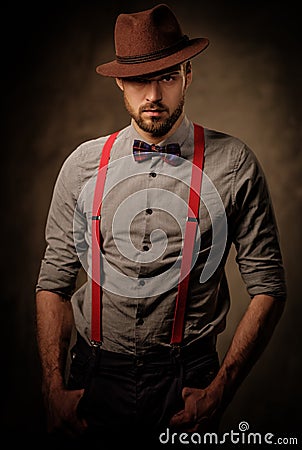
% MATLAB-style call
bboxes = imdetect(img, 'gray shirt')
[36,116,286,355]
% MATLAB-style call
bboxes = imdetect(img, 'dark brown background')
[1,0,301,443]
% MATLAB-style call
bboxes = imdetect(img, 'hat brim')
[96,38,209,78]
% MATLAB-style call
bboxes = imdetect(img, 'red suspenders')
[91,124,205,346]
[170,124,205,344]
[91,131,119,345]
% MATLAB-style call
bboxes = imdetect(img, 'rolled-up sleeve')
[36,152,83,299]
[232,145,287,301]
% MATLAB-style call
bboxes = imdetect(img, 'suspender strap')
[91,131,119,345]
[170,123,205,344]
[90,124,205,346]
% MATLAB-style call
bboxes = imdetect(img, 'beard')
[123,95,185,138]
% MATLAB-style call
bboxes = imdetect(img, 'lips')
[144,110,162,114]
[143,108,165,112]
[141,103,166,113]
[142,106,167,115]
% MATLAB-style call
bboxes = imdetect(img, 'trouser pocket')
[183,351,220,389]
[67,338,99,424]
[67,343,95,390]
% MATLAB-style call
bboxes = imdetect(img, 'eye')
[161,75,175,82]
[160,73,181,83]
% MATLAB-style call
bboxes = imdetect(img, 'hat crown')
[96,3,209,78]
[115,4,184,58]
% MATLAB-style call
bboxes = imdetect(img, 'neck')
[132,112,185,144]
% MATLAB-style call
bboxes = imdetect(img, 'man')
[35,3,286,448]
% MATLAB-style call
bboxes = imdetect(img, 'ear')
[115,78,124,91]
[185,61,192,89]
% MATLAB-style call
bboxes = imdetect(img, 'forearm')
[212,294,285,410]
[35,290,75,395]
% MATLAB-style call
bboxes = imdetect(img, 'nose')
[146,80,162,102]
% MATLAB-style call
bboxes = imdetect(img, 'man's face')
[116,64,192,138]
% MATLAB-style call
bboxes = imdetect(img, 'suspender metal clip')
[90,339,103,347]
[170,343,181,357]
[187,216,198,223]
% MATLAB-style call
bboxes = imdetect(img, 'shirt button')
[143,245,149,251]
[149,172,157,178]
[137,318,144,325]
[138,279,145,286]
[146,208,153,215]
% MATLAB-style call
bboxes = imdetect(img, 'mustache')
[140,102,167,113]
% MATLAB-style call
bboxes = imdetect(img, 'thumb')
[77,388,85,398]
[170,387,196,428]
[182,386,194,400]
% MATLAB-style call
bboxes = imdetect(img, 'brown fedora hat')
[96,3,209,78]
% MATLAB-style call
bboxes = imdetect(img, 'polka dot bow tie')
[133,140,181,165]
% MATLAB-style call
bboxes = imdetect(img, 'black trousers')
[57,334,220,449]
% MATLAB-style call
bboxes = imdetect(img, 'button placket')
[140,171,155,262]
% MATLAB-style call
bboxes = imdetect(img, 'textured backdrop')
[2,0,301,442]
